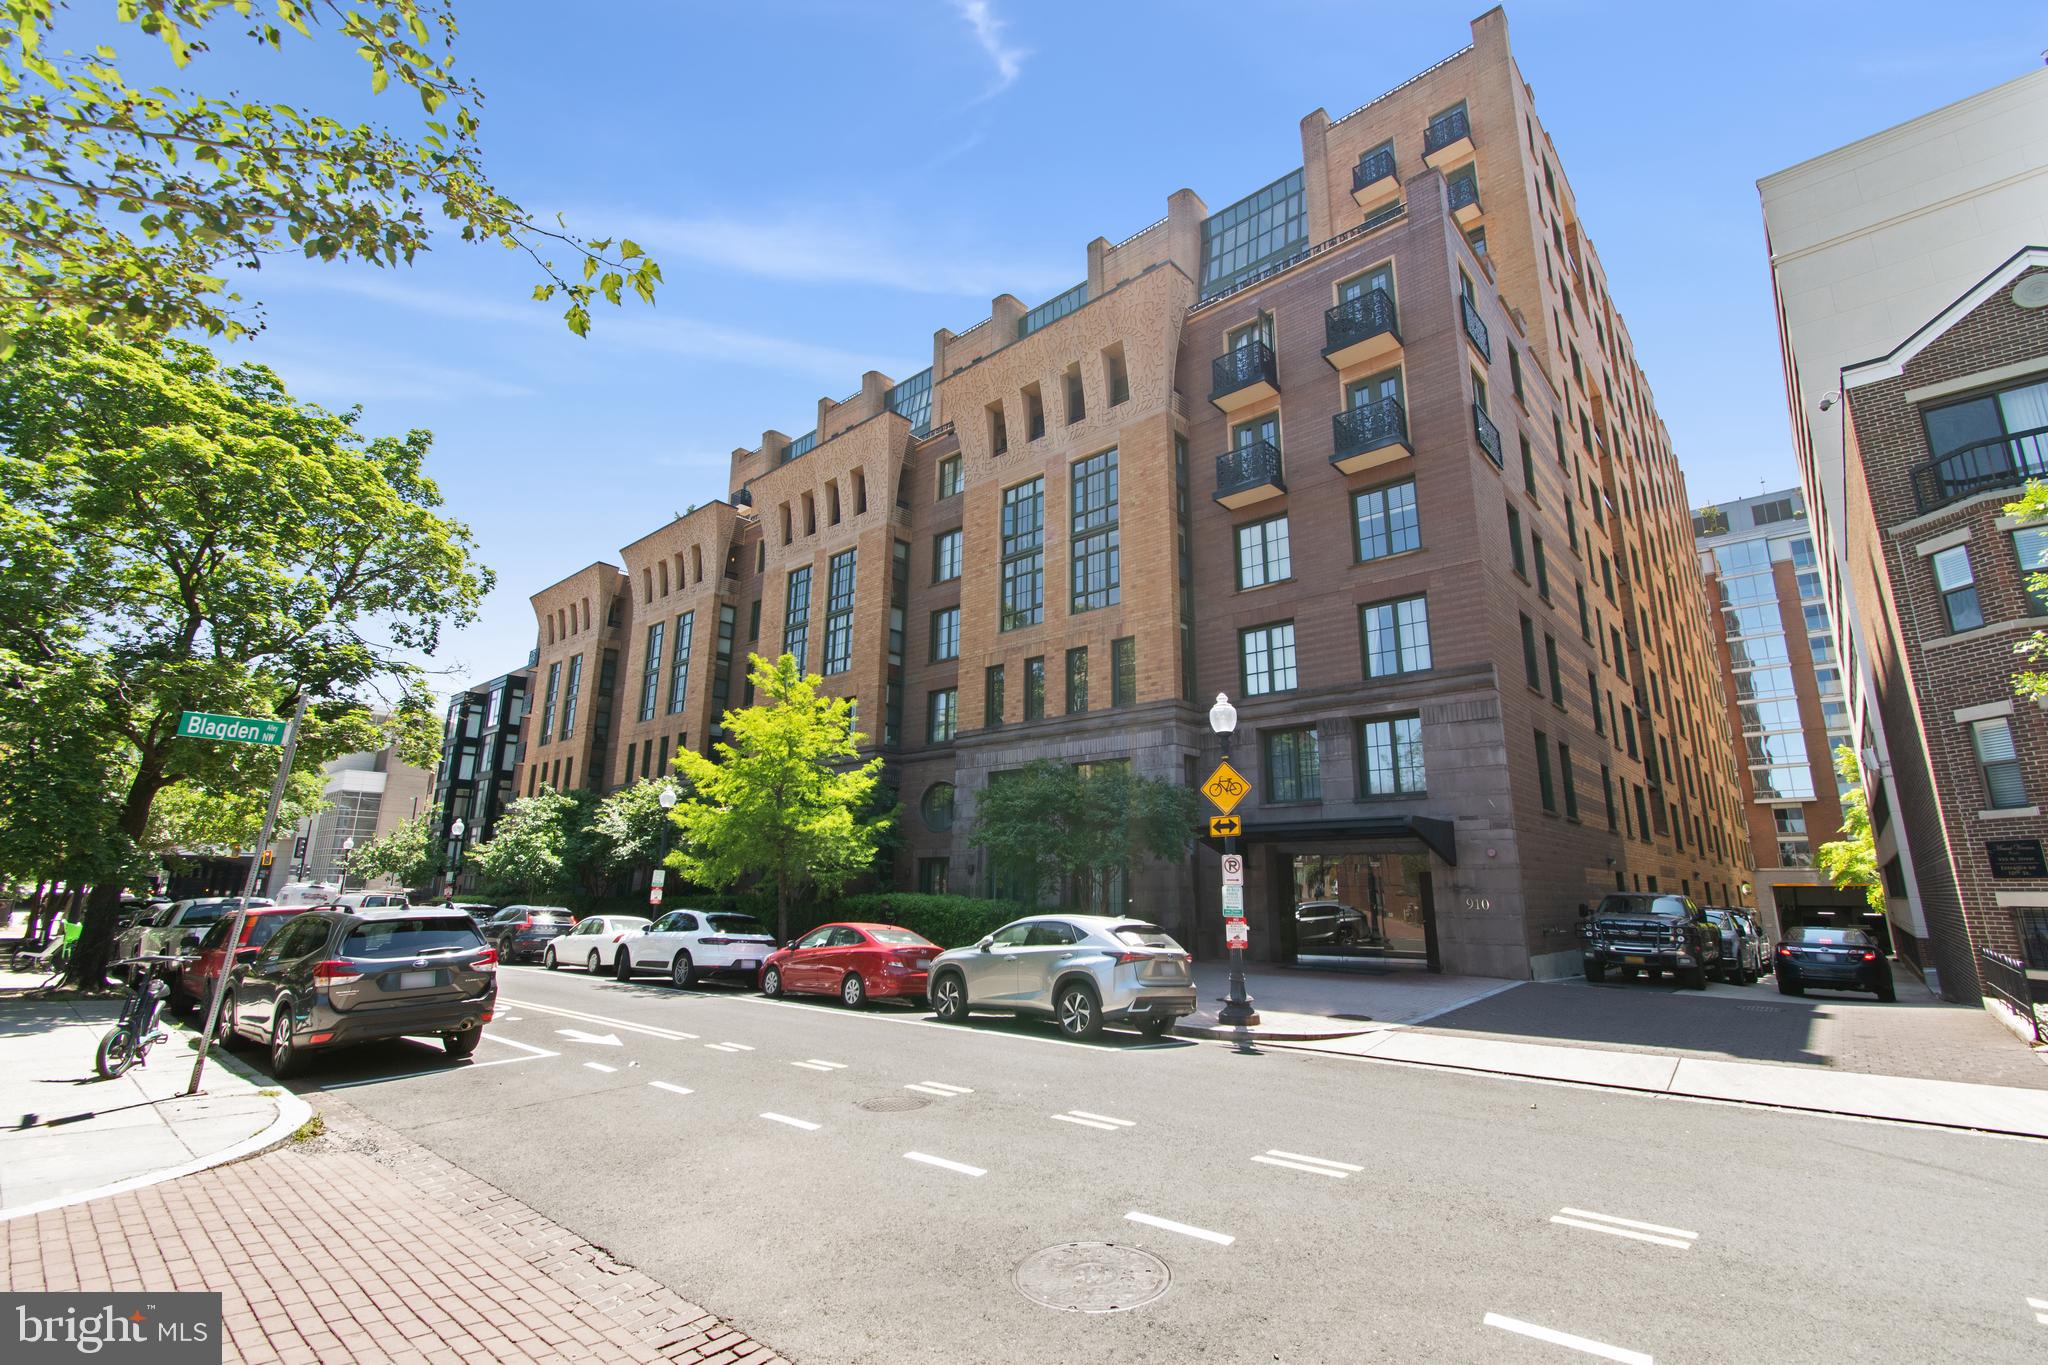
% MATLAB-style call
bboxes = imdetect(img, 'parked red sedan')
[171,905,308,1020]
[760,922,939,1007]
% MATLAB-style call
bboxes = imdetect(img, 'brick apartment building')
[1834,247,2048,997]
[513,8,1750,978]
[1693,488,1868,937]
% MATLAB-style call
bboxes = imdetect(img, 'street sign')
[1208,815,1242,838]
[1221,885,1244,917]
[1201,760,1250,816]
[650,868,667,888]
[176,710,287,746]
[1224,920,1249,950]
[648,885,663,906]
[1220,854,1243,884]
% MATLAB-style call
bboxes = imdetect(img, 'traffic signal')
[259,849,274,868]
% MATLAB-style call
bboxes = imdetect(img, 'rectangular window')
[1000,478,1045,630]
[918,858,950,894]
[1105,345,1131,406]
[1520,613,1540,689]
[1602,765,1617,830]
[667,612,694,714]
[1535,732,1555,811]
[1071,448,1120,612]
[782,566,813,671]
[1359,716,1425,797]
[985,664,1005,727]
[1510,348,1524,402]
[1265,727,1321,803]
[1354,480,1420,562]
[1064,363,1086,424]
[1023,382,1045,442]
[988,402,1008,456]
[1361,596,1431,676]
[933,529,963,583]
[1559,744,1579,821]
[1974,717,2027,809]
[1112,637,1136,708]
[539,661,560,746]
[638,621,665,722]
[930,606,960,662]
[1576,582,1592,641]
[1508,504,1526,575]
[927,688,957,743]
[1065,647,1088,714]
[1546,634,1564,705]
[938,454,963,499]
[2017,526,2048,614]
[822,549,856,674]
[1240,622,1298,696]
[1236,515,1291,589]
[559,653,582,740]
[1533,534,1551,600]
[1931,544,1983,633]
[1024,656,1046,720]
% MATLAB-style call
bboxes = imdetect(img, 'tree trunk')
[66,760,165,988]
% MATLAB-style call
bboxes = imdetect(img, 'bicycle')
[94,955,181,1080]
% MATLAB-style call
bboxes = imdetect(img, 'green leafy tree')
[968,759,1198,912]
[670,654,891,940]
[0,649,136,894]
[343,810,442,891]
[0,1,661,344]
[588,777,679,879]
[1817,743,1883,915]
[2006,482,2048,702]
[0,318,491,984]
[463,786,598,905]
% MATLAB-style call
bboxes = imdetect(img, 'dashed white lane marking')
[2029,1294,2047,1325]
[790,1059,848,1072]
[1252,1150,1362,1178]
[1124,1211,1233,1246]
[1551,1207,1696,1250]
[1051,1110,1136,1130]
[583,1062,618,1074]
[648,1081,694,1096]
[1483,1313,1651,1364]
[905,1081,973,1097]
[498,998,698,1041]
[705,1042,754,1053]
[556,1028,623,1046]
[759,1112,820,1131]
[903,1151,985,1177]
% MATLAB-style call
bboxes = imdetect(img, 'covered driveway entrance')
[1235,817,1456,973]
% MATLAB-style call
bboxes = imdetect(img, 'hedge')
[564,889,1047,951]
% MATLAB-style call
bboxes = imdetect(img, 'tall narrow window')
[638,621,665,722]
[1065,646,1089,713]
[1240,622,1298,696]
[1071,448,1120,612]
[1104,345,1130,406]
[1931,545,1983,633]
[822,549,856,674]
[1559,744,1579,821]
[1112,637,1137,708]
[1534,534,1551,601]
[938,454,963,498]
[783,566,813,671]
[930,606,961,662]
[985,664,1005,727]
[1361,597,1431,677]
[934,528,963,583]
[1024,656,1046,720]
[1974,717,2026,809]
[1236,515,1291,589]
[1535,731,1555,812]
[1265,727,1321,803]
[928,688,957,743]
[1063,363,1086,423]
[988,403,1008,457]
[559,653,583,740]
[667,612,694,714]
[1000,478,1045,630]
[1358,716,1425,796]
[1545,634,1563,705]
[1508,504,1526,576]
[539,661,560,746]
[1602,765,1617,830]
[1354,480,1420,562]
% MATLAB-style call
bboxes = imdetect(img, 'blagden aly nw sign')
[1,1293,220,1363]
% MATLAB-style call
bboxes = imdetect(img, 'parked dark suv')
[222,907,497,1077]
[483,905,576,964]
[1579,893,1722,989]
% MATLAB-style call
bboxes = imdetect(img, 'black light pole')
[1210,692,1258,1027]
[448,817,467,899]
[655,783,678,906]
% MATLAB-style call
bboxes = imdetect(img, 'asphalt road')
[272,964,2048,1365]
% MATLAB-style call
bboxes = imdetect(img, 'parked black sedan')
[1774,925,1895,1000]
[481,905,576,963]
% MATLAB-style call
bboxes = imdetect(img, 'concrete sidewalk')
[1175,962,1520,1040]
[0,984,309,1219]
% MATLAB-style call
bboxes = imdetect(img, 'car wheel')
[615,949,634,981]
[214,991,240,1049]
[588,951,603,974]
[1778,978,1804,997]
[1741,967,1759,986]
[442,1029,481,1058]
[932,972,968,1023]
[1584,962,1607,983]
[1055,982,1102,1040]
[268,1006,303,1079]
[762,966,784,998]
[543,946,558,971]
[670,952,694,989]
[840,973,866,1009]
[1875,982,1896,1002]
[1681,965,1708,990]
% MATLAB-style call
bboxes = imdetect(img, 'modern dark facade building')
[432,665,532,891]
[514,9,1751,978]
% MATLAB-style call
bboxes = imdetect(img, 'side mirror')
[978,936,995,952]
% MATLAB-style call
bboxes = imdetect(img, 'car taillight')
[1860,950,1877,961]
[1113,950,1147,964]
[314,960,362,985]
[1777,945,1794,957]
[700,936,732,946]
[474,948,498,973]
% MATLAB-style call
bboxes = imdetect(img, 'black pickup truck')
[1578,893,1722,990]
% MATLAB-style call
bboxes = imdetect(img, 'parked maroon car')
[171,905,309,1019]
[759,922,938,1007]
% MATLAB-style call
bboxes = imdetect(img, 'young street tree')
[969,759,1198,912]
[588,778,680,881]
[671,654,891,941]
[342,811,443,893]
[0,1,661,343]
[1817,743,1883,916]
[463,787,601,906]
[0,319,490,984]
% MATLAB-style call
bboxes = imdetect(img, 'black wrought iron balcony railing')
[1210,340,1278,403]
[1910,426,2048,513]
[1447,173,1481,215]
[1460,293,1491,361]
[1424,107,1472,157]
[1332,397,1410,465]
[1324,288,1399,357]
[1352,147,1396,195]
[1473,403,1503,468]
[1216,440,1285,501]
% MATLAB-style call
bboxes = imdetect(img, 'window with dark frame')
[822,548,856,674]
[1000,478,1045,630]
[1930,544,1983,633]
[1024,656,1046,720]
[1112,637,1136,708]
[1361,596,1431,677]
[930,606,960,662]
[933,528,963,583]
[1071,448,1120,612]
[1354,480,1420,562]
[1264,726,1321,804]
[927,688,957,743]
[1236,514,1291,589]
[1065,647,1088,714]
[1240,622,1298,696]
[1358,715,1424,797]
[985,664,1005,727]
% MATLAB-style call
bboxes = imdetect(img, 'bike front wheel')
[94,1028,135,1080]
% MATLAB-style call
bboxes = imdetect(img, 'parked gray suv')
[926,915,1195,1039]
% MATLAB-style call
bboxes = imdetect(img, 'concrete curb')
[0,1033,313,1224]
[1176,1019,1380,1043]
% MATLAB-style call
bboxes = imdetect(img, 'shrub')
[787,892,1043,949]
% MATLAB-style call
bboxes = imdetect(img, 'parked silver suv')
[926,915,1195,1039]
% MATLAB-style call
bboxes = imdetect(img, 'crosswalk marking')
[903,1151,985,1177]
[1251,1151,1358,1178]
[647,1081,693,1096]
[790,1059,848,1072]
[759,1112,820,1131]
[1052,1110,1136,1131]
[705,1042,754,1053]
[1551,1207,1696,1250]
[1124,1211,1233,1246]
[1483,1313,1651,1364]
[582,1062,617,1074]
[906,1080,972,1097]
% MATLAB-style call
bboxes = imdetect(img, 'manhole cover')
[856,1094,930,1113]
[1014,1242,1169,1314]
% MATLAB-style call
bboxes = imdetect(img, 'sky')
[108,0,2048,695]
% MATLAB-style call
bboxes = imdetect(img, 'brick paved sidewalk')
[2,1092,787,1364]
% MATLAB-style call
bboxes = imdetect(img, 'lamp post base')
[1216,946,1259,1027]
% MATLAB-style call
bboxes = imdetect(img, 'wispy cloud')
[249,348,534,404]
[951,0,1028,98]
[606,207,1070,301]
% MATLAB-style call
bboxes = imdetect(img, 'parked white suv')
[333,891,411,911]
[116,897,275,959]
[615,909,777,988]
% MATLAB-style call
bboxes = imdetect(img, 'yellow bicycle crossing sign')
[1202,760,1250,816]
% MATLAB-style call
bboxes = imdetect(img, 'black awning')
[1230,815,1457,867]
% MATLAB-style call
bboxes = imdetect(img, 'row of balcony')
[1213,395,1452,508]
[1350,107,1476,216]
[1909,426,2048,513]
[1211,288,1404,414]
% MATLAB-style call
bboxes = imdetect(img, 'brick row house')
[510,9,1751,978]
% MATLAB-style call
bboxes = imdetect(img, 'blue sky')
[140,1,2046,691]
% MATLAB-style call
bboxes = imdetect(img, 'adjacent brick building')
[510,8,1750,978]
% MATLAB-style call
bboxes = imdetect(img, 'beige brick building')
[512,8,1750,979]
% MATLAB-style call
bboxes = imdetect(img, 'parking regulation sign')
[1220,854,1244,885]
[1224,920,1249,950]
[1221,884,1244,917]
